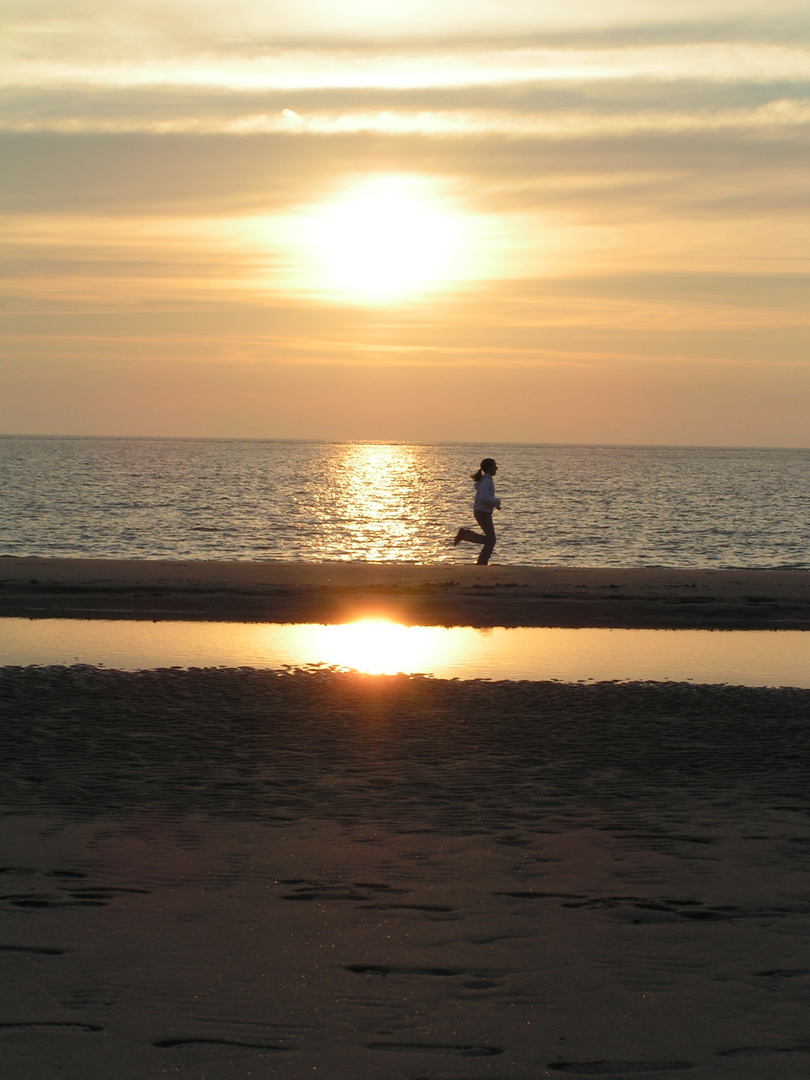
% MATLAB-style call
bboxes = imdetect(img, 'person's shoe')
[453,529,464,546]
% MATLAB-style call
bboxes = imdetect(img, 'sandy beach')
[2,557,809,628]
[2,559,810,1077]
[2,663,810,1079]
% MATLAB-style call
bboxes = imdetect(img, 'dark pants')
[458,511,497,565]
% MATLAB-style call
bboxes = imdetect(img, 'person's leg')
[474,511,496,564]
[454,527,485,547]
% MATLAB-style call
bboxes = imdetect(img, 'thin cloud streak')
[5,43,810,92]
[5,100,810,138]
[4,0,810,57]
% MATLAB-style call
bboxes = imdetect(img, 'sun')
[305,176,466,303]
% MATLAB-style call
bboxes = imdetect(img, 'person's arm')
[481,475,501,510]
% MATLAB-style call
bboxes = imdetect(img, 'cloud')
[6,99,809,140]
[5,42,810,94]
[4,0,810,58]
[3,115,808,226]
[2,0,808,447]
[4,0,808,225]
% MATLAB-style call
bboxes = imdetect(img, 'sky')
[2,0,809,445]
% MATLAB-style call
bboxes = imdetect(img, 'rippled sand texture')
[2,667,810,1079]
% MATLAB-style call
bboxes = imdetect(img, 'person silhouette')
[453,457,501,565]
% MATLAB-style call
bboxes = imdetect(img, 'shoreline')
[1,556,809,628]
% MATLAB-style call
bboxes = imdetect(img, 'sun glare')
[298,618,466,676]
[304,176,468,302]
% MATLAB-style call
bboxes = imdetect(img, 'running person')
[453,457,500,565]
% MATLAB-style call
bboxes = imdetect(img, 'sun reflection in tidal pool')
[290,618,469,676]
[2,619,809,686]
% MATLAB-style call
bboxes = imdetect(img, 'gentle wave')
[1,437,808,568]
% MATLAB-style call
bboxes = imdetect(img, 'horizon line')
[1,434,808,452]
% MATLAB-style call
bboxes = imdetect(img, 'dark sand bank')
[3,666,810,826]
[2,557,809,627]
[2,665,810,1079]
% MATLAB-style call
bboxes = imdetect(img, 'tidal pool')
[1,617,808,687]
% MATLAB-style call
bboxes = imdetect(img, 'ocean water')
[1,437,808,568]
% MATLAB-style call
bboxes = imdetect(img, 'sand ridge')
[2,556,809,627]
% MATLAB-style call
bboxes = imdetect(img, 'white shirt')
[474,474,501,512]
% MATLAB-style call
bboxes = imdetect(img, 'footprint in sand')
[344,962,499,989]
[549,1062,692,1075]
[154,1037,293,1052]
[0,1022,103,1034]
[716,1044,810,1058]
[344,963,459,977]
[367,1041,503,1057]
[0,944,65,955]
[755,968,810,978]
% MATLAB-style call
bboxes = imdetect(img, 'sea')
[1,437,808,569]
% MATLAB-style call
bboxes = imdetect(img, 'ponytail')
[471,457,497,483]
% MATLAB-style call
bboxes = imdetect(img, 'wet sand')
[2,665,810,1079]
[2,558,809,1076]
[2,557,809,627]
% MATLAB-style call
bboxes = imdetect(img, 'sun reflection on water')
[269,618,471,676]
[1,618,809,686]
[329,444,419,562]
